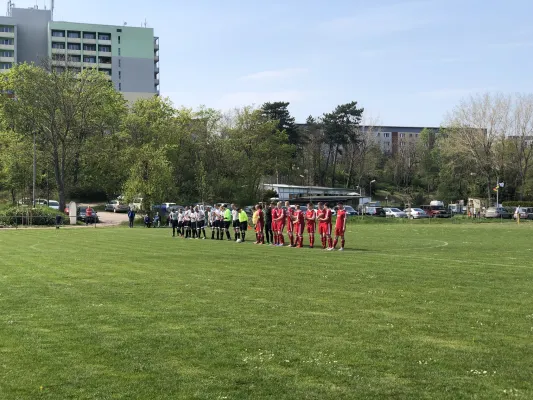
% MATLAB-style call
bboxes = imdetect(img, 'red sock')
[333,239,338,249]
[289,234,294,246]
[341,239,345,248]
[309,236,313,247]
[328,238,333,248]
[274,234,278,245]
[321,237,326,249]
[280,234,285,245]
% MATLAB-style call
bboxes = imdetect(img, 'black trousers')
[265,221,273,243]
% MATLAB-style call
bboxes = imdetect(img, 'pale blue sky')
[39,0,533,125]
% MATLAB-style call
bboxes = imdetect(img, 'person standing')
[210,206,218,239]
[238,207,248,242]
[317,202,328,249]
[223,205,232,240]
[177,208,184,237]
[197,206,207,239]
[293,204,305,248]
[254,204,265,244]
[190,207,198,239]
[332,202,347,251]
[217,206,225,240]
[127,208,136,228]
[170,208,179,237]
[285,201,295,247]
[273,201,285,246]
[264,203,274,245]
[86,206,94,226]
[306,202,317,248]
[231,204,240,241]
[183,206,191,238]
[319,203,334,250]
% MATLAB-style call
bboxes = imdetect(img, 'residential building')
[0,5,159,102]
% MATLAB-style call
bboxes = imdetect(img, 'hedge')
[502,201,533,207]
[0,206,67,226]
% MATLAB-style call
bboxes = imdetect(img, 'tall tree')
[260,102,301,146]
[0,63,127,210]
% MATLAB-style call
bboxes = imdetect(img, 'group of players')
[168,201,347,251]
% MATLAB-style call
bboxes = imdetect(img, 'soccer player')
[231,204,240,241]
[223,205,232,240]
[306,202,317,248]
[177,208,184,237]
[322,203,334,250]
[238,207,248,242]
[317,202,333,249]
[210,206,219,240]
[254,204,265,244]
[217,205,225,240]
[170,208,179,237]
[183,206,191,238]
[293,204,305,248]
[190,206,198,239]
[285,201,295,247]
[332,202,347,251]
[273,201,285,246]
[197,206,207,239]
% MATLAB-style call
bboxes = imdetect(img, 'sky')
[23,0,533,126]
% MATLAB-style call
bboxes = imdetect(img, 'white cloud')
[239,68,308,81]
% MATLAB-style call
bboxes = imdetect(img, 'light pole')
[370,180,376,202]
[32,131,36,207]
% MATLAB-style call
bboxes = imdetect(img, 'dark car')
[366,206,386,216]
[335,205,358,216]
[421,205,451,218]
[78,206,99,223]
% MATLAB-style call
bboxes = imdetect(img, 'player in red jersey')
[332,202,347,251]
[316,202,327,249]
[273,201,285,246]
[254,204,265,244]
[305,202,317,248]
[318,202,333,250]
[292,204,305,248]
[285,201,295,247]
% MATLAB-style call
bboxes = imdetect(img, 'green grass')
[1,224,532,399]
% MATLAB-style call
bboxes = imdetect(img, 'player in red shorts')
[271,204,279,245]
[273,201,285,246]
[316,202,327,249]
[292,204,305,248]
[305,202,317,248]
[254,204,265,244]
[284,201,295,247]
[318,202,333,250]
[332,202,347,251]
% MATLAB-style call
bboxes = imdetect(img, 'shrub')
[0,206,67,226]
[502,201,533,207]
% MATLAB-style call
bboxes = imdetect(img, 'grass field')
[1,223,532,399]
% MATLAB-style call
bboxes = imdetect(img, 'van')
[421,204,450,218]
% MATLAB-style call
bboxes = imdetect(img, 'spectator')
[127,208,136,228]
[144,214,152,228]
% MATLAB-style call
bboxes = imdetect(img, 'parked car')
[129,198,143,211]
[484,207,511,219]
[334,205,357,215]
[384,207,407,218]
[105,199,130,213]
[404,207,430,219]
[421,204,451,218]
[511,207,533,219]
[34,199,60,210]
[365,206,386,217]
[77,206,99,223]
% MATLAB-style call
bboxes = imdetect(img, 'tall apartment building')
[0,6,159,102]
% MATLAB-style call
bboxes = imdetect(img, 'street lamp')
[370,180,376,201]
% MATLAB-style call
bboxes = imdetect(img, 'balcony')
[154,43,159,51]
[0,69,11,74]
[0,32,15,39]
[98,39,111,46]
[0,44,14,51]
[99,62,112,69]
[83,50,97,56]
[154,55,159,62]
[154,78,160,85]
[52,47,66,54]
[0,56,14,63]
[66,37,81,43]
[154,66,159,74]
[83,38,96,45]
[66,49,81,55]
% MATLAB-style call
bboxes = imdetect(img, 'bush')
[502,201,533,207]
[0,206,67,226]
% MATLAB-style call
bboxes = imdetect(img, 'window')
[83,32,96,40]
[52,54,65,61]
[51,30,65,37]
[1,51,13,57]
[83,44,96,51]
[69,55,81,63]
[0,39,13,45]
[118,70,121,79]
[83,56,96,63]
[376,132,380,137]
[384,133,390,138]
[52,42,65,49]
[117,28,122,32]
[118,48,121,56]
[118,82,121,91]
[1,62,12,69]
[118,36,121,44]
[400,133,405,138]
[98,33,111,41]
[0,26,13,33]
[416,134,419,138]
[409,133,413,138]
[118,59,121,67]
[67,31,81,38]
[99,45,111,52]
[67,43,81,50]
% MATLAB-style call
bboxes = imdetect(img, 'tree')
[442,93,510,203]
[260,102,301,146]
[0,63,127,210]
[322,101,364,186]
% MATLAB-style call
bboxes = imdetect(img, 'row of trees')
[0,62,532,210]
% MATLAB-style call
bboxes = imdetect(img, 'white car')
[129,197,143,211]
[384,207,407,218]
[35,199,60,210]
[105,199,130,213]
[405,207,429,219]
